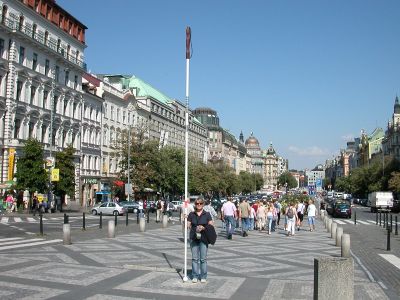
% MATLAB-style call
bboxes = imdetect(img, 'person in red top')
[252,201,259,213]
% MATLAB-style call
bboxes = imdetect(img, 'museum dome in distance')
[245,132,260,147]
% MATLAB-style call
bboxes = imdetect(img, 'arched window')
[1,5,8,25]
[32,24,37,39]
[44,31,49,45]
[18,15,24,31]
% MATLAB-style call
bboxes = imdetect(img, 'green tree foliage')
[158,146,185,195]
[239,171,254,194]
[334,176,352,193]
[53,145,76,199]
[388,171,400,194]
[15,138,48,194]
[277,171,297,189]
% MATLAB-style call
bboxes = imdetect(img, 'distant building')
[245,132,264,176]
[382,96,400,161]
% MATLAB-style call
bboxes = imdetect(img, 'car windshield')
[337,204,349,209]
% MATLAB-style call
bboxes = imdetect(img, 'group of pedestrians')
[220,197,318,239]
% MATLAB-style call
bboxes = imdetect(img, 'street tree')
[53,145,76,202]
[388,171,400,194]
[15,138,48,195]
[277,171,297,189]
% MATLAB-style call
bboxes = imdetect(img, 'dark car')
[331,200,351,218]
[118,201,139,213]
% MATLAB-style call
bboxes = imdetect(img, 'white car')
[92,202,125,216]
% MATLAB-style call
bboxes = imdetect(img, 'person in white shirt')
[221,197,237,240]
[296,201,306,231]
[307,199,317,231]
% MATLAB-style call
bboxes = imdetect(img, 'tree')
[277,171,297,189]
[157,146,185,196]
[388,171,400,194]
[334,176,352,193]
[15,138,48,195]
[53,145,76,201]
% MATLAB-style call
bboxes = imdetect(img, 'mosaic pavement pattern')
[0,221,390,299]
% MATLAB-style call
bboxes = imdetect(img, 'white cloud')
[341,134,354,141]
[288,145,330,157]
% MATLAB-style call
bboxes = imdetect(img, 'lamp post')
[47,68,56,208]
[183,26,191,283]
[127,124,131,202]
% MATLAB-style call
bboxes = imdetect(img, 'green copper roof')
[123,75,172,106]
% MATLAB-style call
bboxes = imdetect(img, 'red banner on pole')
[186,26,191,59]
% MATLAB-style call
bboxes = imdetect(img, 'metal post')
[39,213,43,235]
[99,212,102,229]
[390,214,392,233]
[379,212,382,226]
[126,211,128,226]
[386,212,389,229]
[137,211,139,224]
[82,212,86,230]
[387,228,391,251]
[114,213,117,227]
[383,213,386,228]
[147,209,150,223]
[376,212,378,225]
[395,216,398,235]
[64,213,67,224]
[354,210,356,225]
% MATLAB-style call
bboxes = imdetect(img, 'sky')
[58,0,400,170]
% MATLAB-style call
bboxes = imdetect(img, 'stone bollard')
[327,219,332,233]
[63,223,71,245]
[314,257,354,300]
[341,234,351,258]
[336,227,343,247]
[108,220,115,238]
[162,214,168,228]
[331,222,337,239]
[139,217,146,232]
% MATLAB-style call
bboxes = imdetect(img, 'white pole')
[127,125,131,202]
[183,26,191,283]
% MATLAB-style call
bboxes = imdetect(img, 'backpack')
[286,207,294,218]
[157,201,162,209]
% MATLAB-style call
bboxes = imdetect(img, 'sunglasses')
[195,202,204,205]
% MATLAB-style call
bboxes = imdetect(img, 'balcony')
[0,15,87,71]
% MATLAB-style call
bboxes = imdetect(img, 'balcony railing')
[0,14,87,71]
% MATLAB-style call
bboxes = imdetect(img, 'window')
[14,119,21,139]
[55,65,59,82]
[28,121,34,138]
[32,53,38,70]
[74,75,78,89]
[45,59,49,75]
[64,100,68,115]
[30,86,36,105]
[64,70,69,86]
[43,90,48,108]
[16,80,22,101]
[53,95,58,113]
[111,106,114,120]
[0,39,4,58]
[104,103,107,117]
[32,24,37,39]
[19,46,25,64]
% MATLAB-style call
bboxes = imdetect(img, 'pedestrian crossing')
[0,237,62,251]
[332,218,400,226]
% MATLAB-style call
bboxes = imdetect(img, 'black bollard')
[39,213,43,235]
[386,212,389,229]
[126,211,129,226]
[379,212,382,226]
[354,210,357,225]
[147,210,150,223]
[395,216,398,235]
[99,212,102,229]
[82,212,86,230]
[383,213,386,228]
[114,213,117,227]
[64,213,67,224]
[390,214,393,232]
[179,207,182,223]
[387,228,391,251]
[376,212,378,225]
[137,211,139,224]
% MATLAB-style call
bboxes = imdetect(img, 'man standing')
[221,197,237,240]
[156,199,163,223]
[239,198,251,237]
[307,199,317,231]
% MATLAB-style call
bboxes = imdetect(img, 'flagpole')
[183,26,191,283]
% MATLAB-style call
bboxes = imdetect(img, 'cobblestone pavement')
[0,218,390,300]
[331,207,400,300]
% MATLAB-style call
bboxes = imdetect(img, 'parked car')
[118,201,139,213]
[92,202,125,216]
[331,200,352,218]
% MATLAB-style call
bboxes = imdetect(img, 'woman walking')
[286,202,298,236]
[256,201,266,231]
[266,203,274,234]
